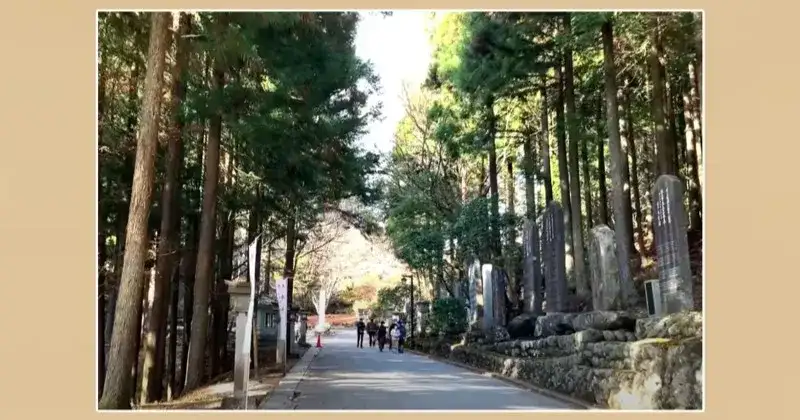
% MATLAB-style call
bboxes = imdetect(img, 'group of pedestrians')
[355,317,406,353]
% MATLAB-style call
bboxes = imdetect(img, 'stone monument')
[467,257,482,328]
[522,218,544,314]
[652,175,694,314]
[542,202,568,312]
[414,301,431,335]
[481,264,494,331]
[588,225,624,311]
[297,314,308,346]
[275,277,289,366]
[481,264,507,331]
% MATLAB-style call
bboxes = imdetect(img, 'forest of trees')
[97,12,386,409]
[384,12,703,310]
[97,10,704,410]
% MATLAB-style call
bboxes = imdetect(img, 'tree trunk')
[596,100,609,225]
[98,231,107,400]
[184,61,225,392]
[694,12,703,110]
[618,81,640,261]
[554,64,575,281]
[214,150,238,375]
[132,264,155,403]
[486,96,502,260]
[105,56,139,363]
[601,19,635,305]
[623,82,646,256]
[98,64,109,400]
[221,215,234,371]
[682,85,703,233]
[505,156,519,309]
[539,85,554,202]
[211,210,233,377]
[641,77,657,244]
[138,12,190,404]
[449,236,461,295]
[265,237,273,293]
[125,65,141,148]
[247,208,262,369]
[672,77,686,172]
[459,166,470,204]
[478,155,487,197]
[166,266,179,401]
[522,130,537,220]
[106,216,126,347]
[562,14,589,300]
[283,207,297,354]
[179,215,198,395]
[648,14,676,176]
[691,60,702,150]
[212,151,235,378]
[99,13,172,409]
[580,113,594,228]
[688,61,703,190]
[664,73,681,173]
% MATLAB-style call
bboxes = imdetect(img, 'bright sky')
[354,11,435,156]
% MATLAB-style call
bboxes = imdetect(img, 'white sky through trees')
[355,11,435,156]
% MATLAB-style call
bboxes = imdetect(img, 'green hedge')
[429,297,467,336]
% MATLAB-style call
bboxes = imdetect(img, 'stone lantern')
[225,275,254,408]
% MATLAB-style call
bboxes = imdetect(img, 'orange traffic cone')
[316,333,322,348]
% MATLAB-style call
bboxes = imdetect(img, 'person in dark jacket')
[356,318,366,348]
[367,319,378,347]
[377,321,388,352]
[396,319,407,353]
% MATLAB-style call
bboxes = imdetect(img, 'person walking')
[396,319,407,354]
[388,318,396,350]
[367,318,378,347]
[377,321,388,352]
[356,318,366,348]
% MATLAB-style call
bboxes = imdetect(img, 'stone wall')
[411,310,702,410]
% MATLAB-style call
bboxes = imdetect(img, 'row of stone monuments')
[465,174,695,333]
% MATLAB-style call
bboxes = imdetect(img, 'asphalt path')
[290,329,580,410]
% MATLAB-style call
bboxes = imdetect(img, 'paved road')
[291,329,581,410]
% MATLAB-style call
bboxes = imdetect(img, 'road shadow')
[292,331,579,410]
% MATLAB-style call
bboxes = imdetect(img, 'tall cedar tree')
[99,12,172,409]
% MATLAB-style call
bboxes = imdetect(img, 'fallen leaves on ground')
[137,358,300,410]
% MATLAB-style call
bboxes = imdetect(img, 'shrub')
[371,283,412,315]
[429,297,467,336]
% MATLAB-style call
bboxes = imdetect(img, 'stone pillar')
[481,264,494,332]
[297,314,308,346]
[542,202,568,312]
[415,301,430,334]
[480,265,508,330]
[467,258,482,329]
[275,277,289,366]
[652,175,694,314]
[493,269,508,327]
[228,280,253,406]
[589,225,624,310]
[522,219,544,314]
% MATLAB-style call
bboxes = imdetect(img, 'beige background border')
[0,0,794,417]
